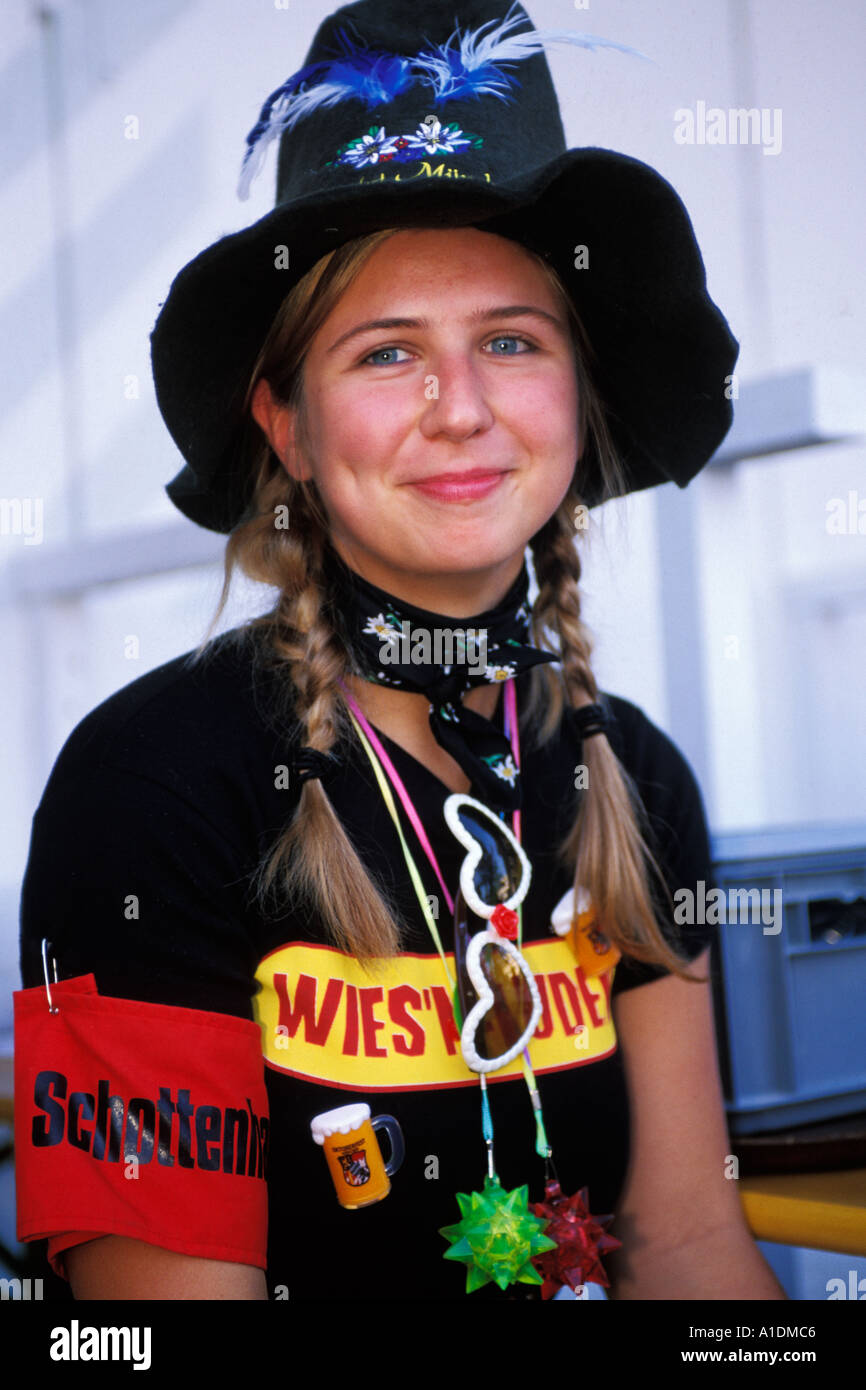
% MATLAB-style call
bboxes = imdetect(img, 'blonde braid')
[199,465,403,963]
[529,495,705,980]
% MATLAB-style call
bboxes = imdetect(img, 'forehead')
[309,227,568,359]
[333,227,560,313]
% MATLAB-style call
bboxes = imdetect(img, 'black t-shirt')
[19,627,716,1300]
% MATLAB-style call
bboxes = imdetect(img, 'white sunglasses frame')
[460,926,543,1073]
[444,792,540,1072]
[443,792,532,920]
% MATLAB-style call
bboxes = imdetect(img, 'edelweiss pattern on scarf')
[326,551,558,811]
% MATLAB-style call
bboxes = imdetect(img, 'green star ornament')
[440,1175,557,1293]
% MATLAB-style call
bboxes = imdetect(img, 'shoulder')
[603,692,697,793]
[20,627,300,1009]
[598,693,717,990]
[601,692,710,862]
[46,626,289,772]
[35,626,301,815]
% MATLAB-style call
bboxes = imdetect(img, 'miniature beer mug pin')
[311,1103,404,1210]
[550,886,621,977]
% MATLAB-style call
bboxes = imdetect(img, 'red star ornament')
[529,1180,622,1299]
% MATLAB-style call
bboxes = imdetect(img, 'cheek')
[525,387,580,523]
[522,376,579,474]
[307,379,405,483]
[302,391,406,539]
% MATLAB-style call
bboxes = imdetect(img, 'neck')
[342,675,503,796]
[329,541,525,618]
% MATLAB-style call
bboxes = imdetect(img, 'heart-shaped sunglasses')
[444,794,543,1074]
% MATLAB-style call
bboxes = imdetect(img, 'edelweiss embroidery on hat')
[327,115,483,170]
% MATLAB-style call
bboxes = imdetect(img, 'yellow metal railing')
[740,1169,866,1256]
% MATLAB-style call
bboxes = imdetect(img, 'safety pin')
[41,938,59,1014]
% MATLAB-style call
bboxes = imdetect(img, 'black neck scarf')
[325,550,558,811]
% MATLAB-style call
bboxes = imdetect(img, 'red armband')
[14,974,269,1280]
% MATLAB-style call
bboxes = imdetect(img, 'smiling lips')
[408,469,510,502]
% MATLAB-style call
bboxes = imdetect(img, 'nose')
[418,349,496,442]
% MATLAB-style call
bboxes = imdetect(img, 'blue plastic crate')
[709,823,866,1136]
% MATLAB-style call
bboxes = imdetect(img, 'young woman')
[16,1,786,1300]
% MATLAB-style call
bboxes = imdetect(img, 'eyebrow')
[326,305,567,354]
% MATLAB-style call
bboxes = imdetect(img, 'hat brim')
[151,147,738,533]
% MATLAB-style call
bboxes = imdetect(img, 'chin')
[420,517,537,559]
[410,537,527,575]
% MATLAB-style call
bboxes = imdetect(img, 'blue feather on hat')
[412,2,641,102]
[237,3,644,199]
[238,27,414,198]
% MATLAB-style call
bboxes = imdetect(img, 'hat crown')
[270,0,567,207]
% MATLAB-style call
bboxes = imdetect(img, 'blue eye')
[363,346,411,366]
[485,335,534,356]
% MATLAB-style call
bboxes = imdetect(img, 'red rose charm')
[490,904,519,940]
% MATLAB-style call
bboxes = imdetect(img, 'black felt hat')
[152,0,739,535]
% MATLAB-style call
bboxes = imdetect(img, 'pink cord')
[339,680,455,915]
[504,677,521,845]
[339,677,524,918]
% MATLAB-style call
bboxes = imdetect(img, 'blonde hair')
[195,227,705,983]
